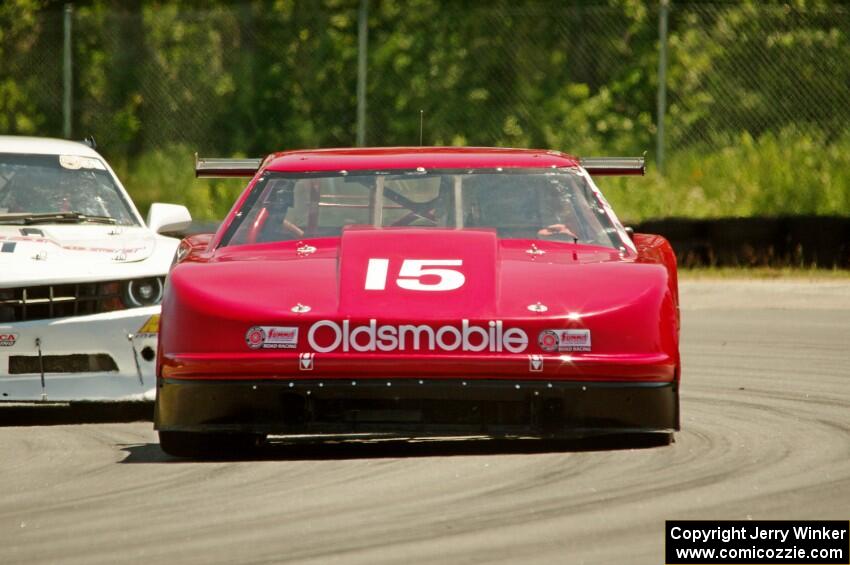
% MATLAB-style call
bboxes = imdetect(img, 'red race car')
[155,147,680,456]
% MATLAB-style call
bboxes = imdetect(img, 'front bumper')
[155,378,679,438]
[0,307,159,401]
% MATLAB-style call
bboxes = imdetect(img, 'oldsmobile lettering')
[307,319,528,353]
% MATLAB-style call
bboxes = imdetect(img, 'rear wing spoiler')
[194,153,646,178]
[579,156,645,176]
[194,154,262,178]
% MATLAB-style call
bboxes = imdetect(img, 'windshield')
[222,168,624,249]
[0,153,138,226]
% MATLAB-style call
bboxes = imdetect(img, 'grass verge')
[680,267,850,280]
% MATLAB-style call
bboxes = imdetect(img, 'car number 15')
[365,258,465,291]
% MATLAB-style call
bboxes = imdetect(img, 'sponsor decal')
[0,333,18,347]
[299,352,314,371]
[0,235,146,255]
[560,329,591,352]
[537,329,592,352]
[59,155,105,170]
[245,327,265,349]
[307,319,528,353]
[245,326,299,350]
[538,330,560,352]
[136,314,160,337]
[529,354,543,372]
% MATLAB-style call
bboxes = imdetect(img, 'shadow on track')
[0,401,153,427]
[118,433,672,464]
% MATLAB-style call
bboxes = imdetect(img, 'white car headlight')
[124,277,164,307]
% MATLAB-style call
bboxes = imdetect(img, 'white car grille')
[0,277,164,322]
[8,353,119,374]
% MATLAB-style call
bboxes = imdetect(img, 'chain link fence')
[666,2,850,147]
[1,1,849,219]
[0,8,64,136]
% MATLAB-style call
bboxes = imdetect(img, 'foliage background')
[1,0,849,222]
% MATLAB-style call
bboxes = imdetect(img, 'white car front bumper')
[0,307,159,401]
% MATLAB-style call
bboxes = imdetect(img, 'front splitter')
[155,378,679,438]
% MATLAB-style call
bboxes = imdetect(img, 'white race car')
[0,136,191,401]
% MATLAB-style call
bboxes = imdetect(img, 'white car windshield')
[223,168,625,249]
[0,153,138,226]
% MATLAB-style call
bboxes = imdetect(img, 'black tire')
[630,431,675,447]
[159,431,265,458]
[574,432,674,451]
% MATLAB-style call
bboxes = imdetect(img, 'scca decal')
[0,333,18,347]
[307,319,528,353]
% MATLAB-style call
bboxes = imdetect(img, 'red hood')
[163,229,676,367]
[167,228,652,319]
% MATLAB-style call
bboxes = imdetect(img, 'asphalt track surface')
[2,280,849,565]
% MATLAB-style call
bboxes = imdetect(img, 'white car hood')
[0,224,178,286]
